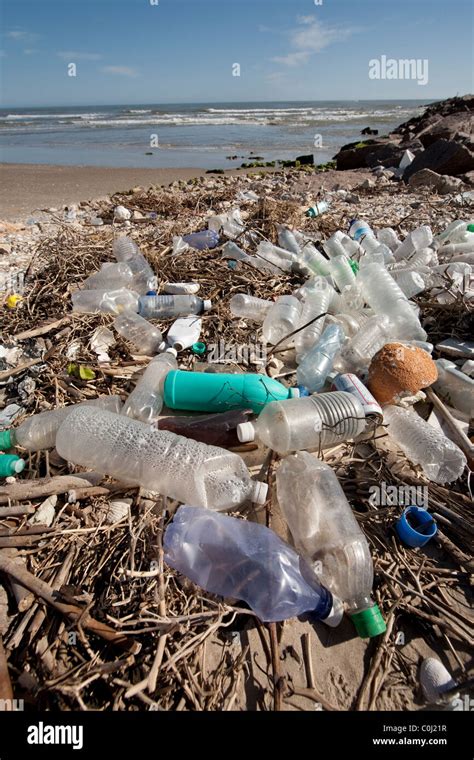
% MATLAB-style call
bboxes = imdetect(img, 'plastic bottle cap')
[396,506,437,548]
[350,604,386,638]
[0,430,13,451]
[295,384,310,397]
[157,341,167,352]
[250,480,268,505]
[165,347,178,357]
[237,421,256,443]
[289,387,300,398]
[467,224,474,233]
[322,594,344,628]
[146,290,157,296]
[12,458,25,474]
[202,300,212,312]
[192,342,206,355]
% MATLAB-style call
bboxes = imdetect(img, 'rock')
[0,243,12,255]
[393,94,474,143]
[359,178,375,189]
[114,205,131,221]
[132,210,144,220]
[416,112,474,147]
[404,139,474,179]
[407,168,466,194]
[295,154,314,165]
[459,170,474,186]
[334,138,423,171]
[361,127,378,135]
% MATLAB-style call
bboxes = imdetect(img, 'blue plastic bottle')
[163,370,300,414]
[183,229,219,251]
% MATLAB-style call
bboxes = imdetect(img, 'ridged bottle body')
[296,324,345,392]
[56,407,265,510]
[85,263,134,291]
[113,236,156,292]
[294,285,330,359]
[262,295,303,346]
[72,288,139,315]
[138,295,208,319]
[383,406,466,483]
[229,294,272,321]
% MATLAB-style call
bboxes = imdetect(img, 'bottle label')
[332,374,383,418]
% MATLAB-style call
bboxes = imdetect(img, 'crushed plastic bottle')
[294,280,330,359]
[262,295,303,346]
[114,311,166,355]
[237,391,366,453]
[84,263,134,291]
[72,288,139,315]
[390,270,427,298]
[55,407,268,510]
[393,225,433,262]
[383,406,467,484]
[277,225,301,255]
[182,229,220,250]
[276,452,386,637]
[163,369,300,414]
[229,294,272,322]
[256,241,295,273]
[163,505,343,624]
[122,349,178,424]
[0,396,123,452]
[138,294,212,319]
[296,324,345,393]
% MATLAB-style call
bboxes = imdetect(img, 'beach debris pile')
[0,167,472,711]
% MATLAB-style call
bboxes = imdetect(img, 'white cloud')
[101,65,138,78]
[271,16,358,67]
[7,30,38,43]
[57,51,102,61]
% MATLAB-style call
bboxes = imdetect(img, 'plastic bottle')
[163,282,200,295]
[114,311,166,355]
[296,324,345,393]
[163,370,299,414]
[328,309,372,339]
[158,409,253,448]
[166,316,202,351]
[55,408,268,511]
[182,229,220,250]
[348,219,375,244]
[256,241,295,273]
[383,406,466,484]
[276,452,386,637]
[390,270,426,298]
[122,350,178,424]
[72,288,139,315]
[138,294,212,319]
[0,454,25,477]
[325,230,361,258]
[294,281,330,359]
[432,359,474,417]
[330,255,357,292]
[237,391,366,453]
[277,225,301,255]
[305,201,330,218]
[340,314,396,369]
[377,227,401,252]
[222,242,277,273]
[84,263,134,291]
[229,294,272,322]
[357,262,427,341]
[262,295,303,346]
[208,210,245,239]
[393,225,433,262]
[113,237,156,293]
[0,395,123,452]
[163,505,343,625]
[299,244,332,277]
[392,247,437,269]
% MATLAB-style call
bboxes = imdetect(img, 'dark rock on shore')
[403,138,474,180]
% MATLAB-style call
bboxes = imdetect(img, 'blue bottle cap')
[295,384,310,397]
[146,290,157,296]
[396,506,437,548]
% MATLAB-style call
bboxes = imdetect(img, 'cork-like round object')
[368,343,438,405]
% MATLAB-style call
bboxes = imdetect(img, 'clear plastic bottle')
[72,288,139,315]
[340,314,395,369]
[305,201,330,218]
[276,452,386,638]
[357,262,427,341]
[84,263,134,291]
[166,316,202,351]
[433,359,474,417]
[138,294,212,319]
[277,225,301,255]
[114,311,166,355]
[377,227,401,252]
[113,236,156,293]
[237,391,366,453]
[393,225,433,261]
[330,255,357,292]
[348,220,376,250]
[163,505,343,624]
[296,324,345,393]
[294,281,330,359]
[390,270,426,298]
[256,241,295,273]
[299,244,332,277]
[328,309,372,339]
[392,247,437,269]
[0,396,123,452]
[55,407,268,510]
[262,295,303,346]
[122,350,178,424]
[383,406,466,484]
[323,233,348,259]
[229,294,272,322]
[182,229,220,250]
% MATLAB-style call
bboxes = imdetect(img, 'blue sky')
[0,0,472,106]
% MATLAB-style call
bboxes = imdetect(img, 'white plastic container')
[166,316,202,351]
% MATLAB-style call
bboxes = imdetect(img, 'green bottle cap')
[192,342,206,355]
[350,604,386,638]
[467,224,474,233]
[0,429,13,451]
[349,259,359,274]
[0,454,25,478]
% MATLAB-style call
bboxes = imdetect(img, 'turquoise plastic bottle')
[163,370,300,414]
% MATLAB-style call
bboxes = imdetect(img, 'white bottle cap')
[157,341,167,352]
[202,299,212,311]
[250,480,268,505]
[323,595,344,628]
[165,347,178,357]
[237,421,256,443]
[13,459,26,474]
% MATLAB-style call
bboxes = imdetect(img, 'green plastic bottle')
[163,370,300,414]
[0,454,25,477]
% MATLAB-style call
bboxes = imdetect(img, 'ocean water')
[0,100,428,169]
